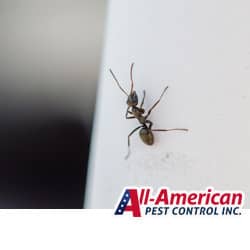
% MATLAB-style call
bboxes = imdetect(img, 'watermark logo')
[114,187,244,217]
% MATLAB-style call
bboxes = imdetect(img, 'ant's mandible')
[109,63,188,159]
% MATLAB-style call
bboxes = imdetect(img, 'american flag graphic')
[114,189,130,215]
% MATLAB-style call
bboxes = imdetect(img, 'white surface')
[86,0,250,208]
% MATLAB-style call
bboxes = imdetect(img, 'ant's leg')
[126,116,136,119]
[145,86,168,119]
[125,125,143,160]
[152,128,188,132]
[140,90,146,108]
[125,106,136,119]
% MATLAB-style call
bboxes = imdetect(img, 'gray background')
[0,0,106,131]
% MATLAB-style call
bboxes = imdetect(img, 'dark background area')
[0,1,106,208]
[0,116,89,208]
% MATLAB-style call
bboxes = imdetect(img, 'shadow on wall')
[0,116,89,208]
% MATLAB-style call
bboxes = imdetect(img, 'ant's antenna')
[109,69,129,96]
[130,63,135,94]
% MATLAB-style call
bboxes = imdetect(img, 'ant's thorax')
[131,106,146,124]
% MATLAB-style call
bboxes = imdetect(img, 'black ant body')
[109,63,188,159]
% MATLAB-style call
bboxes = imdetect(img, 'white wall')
[86,0,250,208]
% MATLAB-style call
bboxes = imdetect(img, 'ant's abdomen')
[139,128,154,145]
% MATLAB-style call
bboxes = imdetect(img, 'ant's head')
[126,91,138,107]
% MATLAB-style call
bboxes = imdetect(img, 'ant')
[109,63,188,159]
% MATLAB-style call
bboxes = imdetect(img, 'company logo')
[114,187,244,217]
